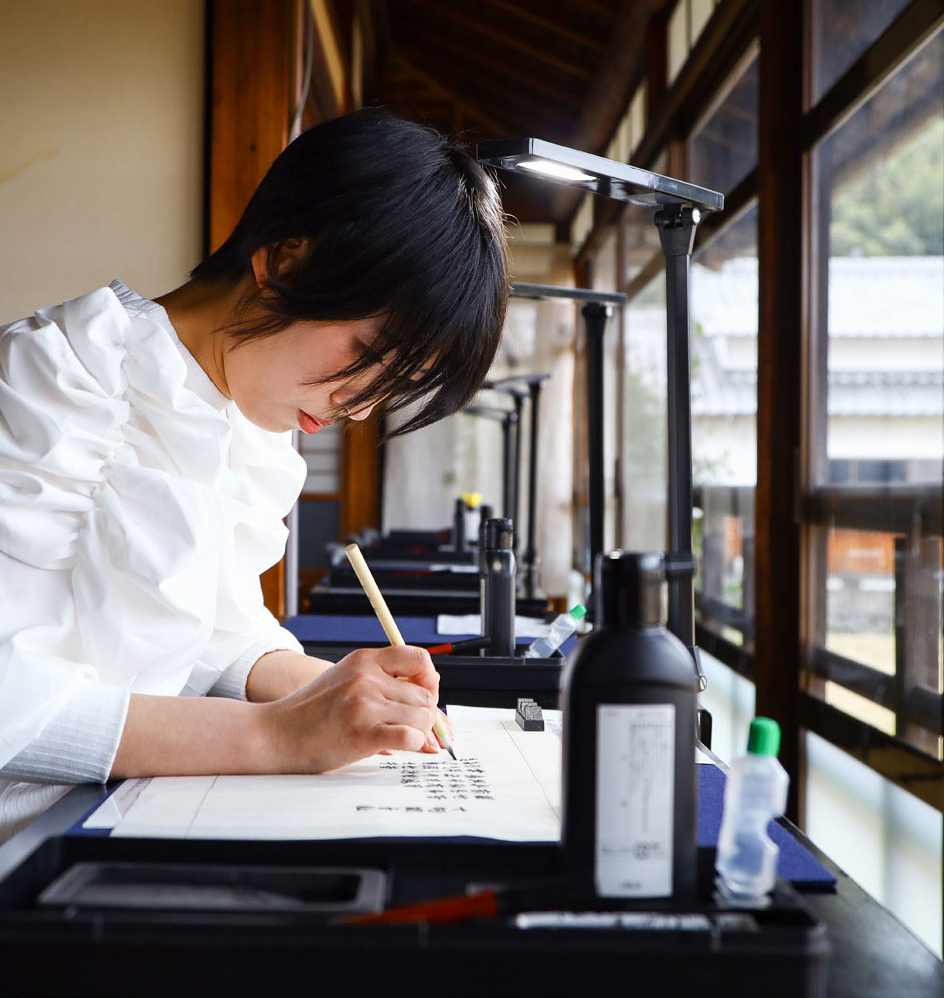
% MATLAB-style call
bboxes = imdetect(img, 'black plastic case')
[0,835,828,998]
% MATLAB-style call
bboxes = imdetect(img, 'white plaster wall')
[692,416,757,484]
[0,0,205,320]
[719,334,758,370]
[829,337,943,371]
[828,417,943,460]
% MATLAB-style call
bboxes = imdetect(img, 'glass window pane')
[691,205,758,647]
[808,28,944,756]
[824,527,896,673]
[688,51,759,196]
[697,649,756,766]
[620,200,664,286]
[810,0,914,105]
[805,730,943,958]
[299,421,342,493]
[816,33,943,484]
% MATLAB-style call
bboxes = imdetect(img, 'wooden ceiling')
[369,0,668,225]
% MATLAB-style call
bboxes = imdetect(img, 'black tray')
[0,837,828,997]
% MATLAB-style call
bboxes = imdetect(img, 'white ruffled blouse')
[0,280,307,838]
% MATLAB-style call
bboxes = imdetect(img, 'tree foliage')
[831,118,944,257]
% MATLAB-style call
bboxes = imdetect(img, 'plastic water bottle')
[524,605,587,659]
[716,717,790,900]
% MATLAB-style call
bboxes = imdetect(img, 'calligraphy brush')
[344,543,456,760]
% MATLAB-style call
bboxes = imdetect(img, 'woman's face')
[221,314,387,434]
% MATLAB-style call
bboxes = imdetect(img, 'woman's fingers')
[370,700,436,739]
[370,645,440,698]
[373,723,430,754]
[380,673,435,708]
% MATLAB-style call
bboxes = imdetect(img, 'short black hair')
[191,107,508,436]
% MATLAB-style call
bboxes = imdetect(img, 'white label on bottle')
[595,703,675,898]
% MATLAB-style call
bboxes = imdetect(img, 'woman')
[0,108,508,840]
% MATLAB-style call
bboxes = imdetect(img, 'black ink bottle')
[561,551,697,902]
[480,517,516,658]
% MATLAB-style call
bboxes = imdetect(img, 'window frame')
[800,0,944,789]
[573,0,944,829]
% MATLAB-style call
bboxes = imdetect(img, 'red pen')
[337,879,582,927]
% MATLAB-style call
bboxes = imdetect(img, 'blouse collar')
[108,279,232,412]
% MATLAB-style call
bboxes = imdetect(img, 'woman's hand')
[257,645,443,774]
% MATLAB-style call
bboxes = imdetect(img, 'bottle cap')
[595,551,665,628]
[568,604,587,620]
[747,717,781,757]
[483,517,514,550]
[461,492,482,508]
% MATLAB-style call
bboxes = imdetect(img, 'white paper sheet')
[436,614,552,637]
[86,706,713,840]
[103,706,562,841]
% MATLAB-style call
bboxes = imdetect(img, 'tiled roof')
[687,255,943,419]
[692,361,943,418]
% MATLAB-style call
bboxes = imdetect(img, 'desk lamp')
[461,404,519,523]
[478,137,723,683]
[501,284,625,600]
[485,370,553,600]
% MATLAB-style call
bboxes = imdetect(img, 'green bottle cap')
[747,717,781,757]
[569,604,588,620]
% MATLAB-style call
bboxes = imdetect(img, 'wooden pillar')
[206,0,301,619]
[340,419,381,540]
[755,0,804,821]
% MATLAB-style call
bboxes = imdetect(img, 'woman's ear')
[250,237,310,288]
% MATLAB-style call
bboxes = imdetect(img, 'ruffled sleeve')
[0,293,137,772]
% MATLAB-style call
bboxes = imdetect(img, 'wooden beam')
[393,53,516,135]
[395,44,577,128]
[404,0,594,80]
[755,0,804,823]
[559,0,618,18]
[207,0,301,619]
[396,24,583,109]
[571,0,756,255]
[310,0,347,111]
[802,0,944,150]
[646,4,668,122]
[548,0,662,220]
[477,0,607,52]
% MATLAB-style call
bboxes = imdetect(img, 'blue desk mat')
[66,767,834,891]
[698,765,834,889]
[285,613,578,656]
